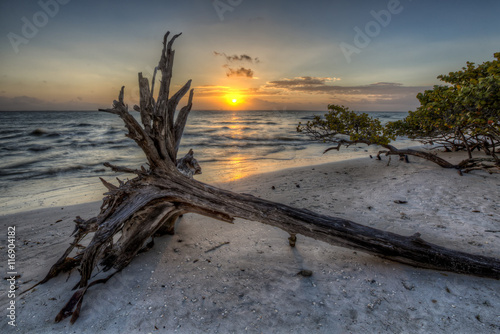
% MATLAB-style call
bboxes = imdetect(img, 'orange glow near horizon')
[225,93,244,107]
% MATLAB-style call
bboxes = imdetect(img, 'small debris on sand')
[297,270,313,277]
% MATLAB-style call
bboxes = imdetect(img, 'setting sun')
[225,94,244,107]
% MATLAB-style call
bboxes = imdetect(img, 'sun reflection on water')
[223,114,252,181]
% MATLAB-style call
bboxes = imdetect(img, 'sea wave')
[28,145,53,152]
[71,122,93,127]
[29,128,61,137]
[30,128,48,136]
[0,110,409,214]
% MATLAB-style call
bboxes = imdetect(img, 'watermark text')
[212,0,243,21]
[6,226,17,327]
[7,0,72,54]
[340,0,406,63]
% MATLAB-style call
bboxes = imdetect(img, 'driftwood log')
[32,32,500,325]
[322,140,457,169]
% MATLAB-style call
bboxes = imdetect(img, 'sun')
[225,94,243,107]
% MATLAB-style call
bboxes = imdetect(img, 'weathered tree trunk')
[31,32,500,325]
[323,139,459,169]
[376,144,500,173]
[377,144,458,169]
[457,128,473,159]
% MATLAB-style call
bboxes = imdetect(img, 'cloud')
[267,76,340,88]
[214,51,260,79]
[193,85,232,97]
[257,76,433,110]
[265,77,428,96]
[225,66,254,78]
[214,52,259,63]
[0,95,100,111]
[0,95,47,110]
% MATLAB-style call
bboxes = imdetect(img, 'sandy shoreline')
[1,154,499,333]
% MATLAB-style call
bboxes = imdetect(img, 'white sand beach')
[1,153,499,333]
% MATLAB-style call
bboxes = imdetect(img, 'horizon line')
[0,109,409,113]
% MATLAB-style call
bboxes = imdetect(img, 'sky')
[0,0,499,112]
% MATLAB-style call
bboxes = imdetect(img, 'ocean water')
[0,110,408,215]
